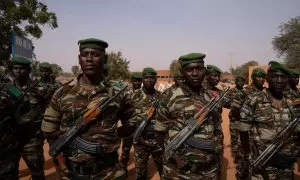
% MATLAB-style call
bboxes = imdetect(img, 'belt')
[66,152,118,175]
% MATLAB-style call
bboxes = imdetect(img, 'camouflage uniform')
[0,79,22,180]
[132,87,163,180]
[233,84,264,179]
[154,83,223,180]
[14,78,46,180]
[42,74,134,180]
[239,88,299,179]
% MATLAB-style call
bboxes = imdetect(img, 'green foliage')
[71,65,81,76]
[0,0,58,64]
[230,60,259,81]
[51,63,63,76]
[106,51,130,80]
[272,16,300,72]
[169,59,181,76]
[30,60,63,78]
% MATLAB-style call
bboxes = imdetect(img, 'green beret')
[252,68,266,77]
[268,61,291,76]
[78,38,108,50]
[11,56,32,65]
[206,65,222,74]
[178,53,206,66]
[289,68,300,77]
[39,62,52,69]
[131,72,142,79]
[235,76,245,81]
[142,67,157,75]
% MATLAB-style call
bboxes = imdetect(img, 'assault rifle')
[252,117,300,170]
[49,85,128,157]
[133,99,160,144]
[164,87,230,160]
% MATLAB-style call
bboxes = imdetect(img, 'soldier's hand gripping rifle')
[133,99,160,144]
[164,87,230,160]
[251,117,300,170]
[49,85,128,157]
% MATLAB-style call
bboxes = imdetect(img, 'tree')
[272,16,300,72]
[0,0,58,64]
[169,59,181,76]
[71,65,80,76]
[106,51,130,80]
[51,63,63,76]
[230,60,259,81]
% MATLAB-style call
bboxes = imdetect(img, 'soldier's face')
[290,76,299,87]
[267,70,289,93]
[131,78,142,90]
[206,72,220,87]
[40,68,52,80]
[236,78,245,89]
[12,64,30,79]
[252,74,265,88]
[79,48,105,76]
[142,73,156,89]
[182,62,206,88]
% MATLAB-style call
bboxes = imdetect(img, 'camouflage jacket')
[228,87,246,125]
[231,84,262,110]
[131,87,162,137]
[239,88,300,156]
[13,78,46,124]
[154,83,223,169]
[284,87,300,100]
[41,74,134,162]
[0,81,23,156]
[39,79,62,110]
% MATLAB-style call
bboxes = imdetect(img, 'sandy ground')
[19,109,300,180]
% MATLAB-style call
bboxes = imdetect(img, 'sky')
[33,0,300,72]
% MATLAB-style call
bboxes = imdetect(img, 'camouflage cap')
[78,38,108,50]
[268,61,291,76]
[39,62,52,69]
[142,67,157,75]
[178,53,206,67]
[11,56,32,65]
[252,68,266,77]
[131,72,142,79]
[206,65,222,74]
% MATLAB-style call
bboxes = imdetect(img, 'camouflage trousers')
[162,162,220,180]
[251,166,294,180]
[18,124,45,180]
[134,137,163,180]
[120,136,133,172]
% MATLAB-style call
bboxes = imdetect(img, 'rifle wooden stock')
[49,85,128,157]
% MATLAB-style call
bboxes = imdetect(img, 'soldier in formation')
[120,71,142,177]
[132,67,163,180]
[10,56,46,180]
[240,61,299,179]
[154,53,224,179]
[42,38,135,179]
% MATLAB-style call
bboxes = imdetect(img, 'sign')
[11,31,33,58]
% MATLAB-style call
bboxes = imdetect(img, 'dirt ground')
[19,108,300,180]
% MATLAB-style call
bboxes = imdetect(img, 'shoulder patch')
[8,86,22,98]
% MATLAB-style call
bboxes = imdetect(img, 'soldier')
[284,68,300,100]
[0,75,23,180]
[204,65,223,96]
[239,61,299,179]
[120,71,142,176]
[163,71,184,96]
[132,67,163,180]
[39,62,61,109]
[41,38,134,180]
[154,53,223,179]
[10,56,46,180]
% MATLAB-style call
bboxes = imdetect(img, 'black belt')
[66,152,118,175]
